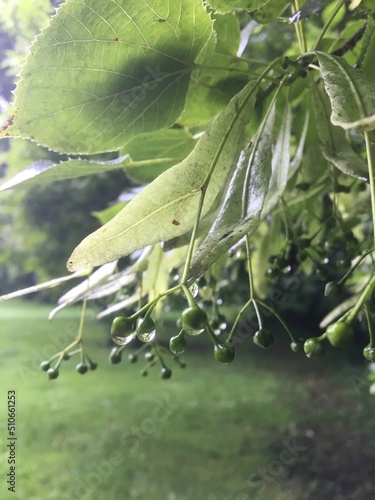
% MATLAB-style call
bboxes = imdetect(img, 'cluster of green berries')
[40,348,97,380]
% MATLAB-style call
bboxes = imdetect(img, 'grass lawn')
[0,300,375,500]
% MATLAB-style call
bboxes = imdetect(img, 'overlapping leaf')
[0,0,213,154]
[67,81,257,271]
[316,52,375,130]
[310,79,368,180]
[206,0,271,14]
[0,155,130,191]
[123,128,197,183]
[189,103,275,280]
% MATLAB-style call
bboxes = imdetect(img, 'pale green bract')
[0,0,213,154]
[67,81,257,271]
[310,79,368,181]
[189,103,275,279]
[316,52,375,131]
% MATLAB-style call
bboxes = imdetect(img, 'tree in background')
[1,0,375,383]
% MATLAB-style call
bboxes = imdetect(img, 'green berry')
[137,317,156,334]
[304,338,326,358]
[290,339,305,353]
[315,267,328,281]
[40,360,50,372]
[214,342,235,363]
[111,316,134,337]
[363,345,375,362]
[47,367,59,380]
[253,329,274,349]
[181,306,207,333]
[109,347,122,364]
[89,361,98,371]
[324,282,342,299]
[76,362,88,375]
[144,352,155,361]
[169,332,187,355]
[128,354,138,363]
[326,321,354,348]
[161,367,172,380]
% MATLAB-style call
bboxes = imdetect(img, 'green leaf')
[316,51,375,130]
[179,13,247,126]
[252,0,290,24]
[123,128,197,183]
[0,0,213,154]
[360,17,375,82]
[189,102,275,280]
[262,100,292,214]
[92,202,127,225]
[0,155,130,191]
[67,81,257,271]
[206,0,271,14]
[310,79,368,180]
[0,269,89,302]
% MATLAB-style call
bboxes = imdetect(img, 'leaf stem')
[312,0,347,51]
[256,298,296,342]
[292,0,307,53]
[364,131,375,248]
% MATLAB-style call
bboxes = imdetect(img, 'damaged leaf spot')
[1,114,14,132]
[172,219,180,226]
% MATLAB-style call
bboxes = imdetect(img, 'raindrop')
[137,330,156,343]
[112,333,135,346]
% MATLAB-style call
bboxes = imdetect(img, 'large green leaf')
[310,79,368,181]
[189,103,275,279]
[179,12,248,126]
[206,0,271,14]
[0,0,213,154]
[316,52,375,130]
[67,81,257,271]
[0,155,130,190]
[123,128,197,183]
[251,0,290,24]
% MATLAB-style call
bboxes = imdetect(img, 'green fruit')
[315,266,328,281]
[161,367,172,380]
[109,347,122,364]
[326,321,354,348]
[290,339,305,354]
[324,282,342,299]
[169,332,187,355]
[76,362,88,375]
[40,360,50,372]
[363,345,375,362]
[253,329,274,349]
[89,361,98,370]
[137,317,156,334]
[47,367,59,380]
[214,342,235,363]
[128,354,138,363]
[304,338,326,358]
[181,306,207,333]
[111,316,134,337]
[144,352,155,361]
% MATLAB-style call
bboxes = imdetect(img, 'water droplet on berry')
[112,333,135,346]
[137,330,156,343]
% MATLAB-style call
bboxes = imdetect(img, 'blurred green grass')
[0,300,375,500]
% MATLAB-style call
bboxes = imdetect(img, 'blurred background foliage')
[0,0,131,295]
